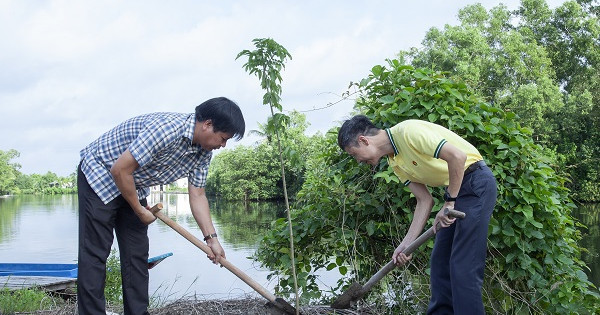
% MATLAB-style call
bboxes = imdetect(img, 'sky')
[0,0,568,176]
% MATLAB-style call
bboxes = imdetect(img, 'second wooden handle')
[149,203,278,303]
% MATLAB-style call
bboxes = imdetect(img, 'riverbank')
[12,297,374,315]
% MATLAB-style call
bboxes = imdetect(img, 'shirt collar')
[386,128,399,155]
[184,114,205,153]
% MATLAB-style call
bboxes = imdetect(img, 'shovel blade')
[265,297,298,315]
[331,282,364,309]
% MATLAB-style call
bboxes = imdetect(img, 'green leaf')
[502,226,515,236]
[522,205,533,220]
[379,95,395,104]
[366,220,376,236]
[530,230,544,239]
[529,219,543,228]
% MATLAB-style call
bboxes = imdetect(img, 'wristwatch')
[203,233,218,242]
[444,191,457,202]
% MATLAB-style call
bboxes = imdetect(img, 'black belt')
[464,160,486,176]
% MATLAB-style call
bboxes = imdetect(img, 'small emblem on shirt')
[412,161,418,166]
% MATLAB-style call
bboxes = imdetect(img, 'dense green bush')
[255,63,599,313]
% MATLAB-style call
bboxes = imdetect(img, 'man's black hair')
[337,115,380,150]
[195,97,245,140]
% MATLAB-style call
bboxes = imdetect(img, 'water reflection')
[212,199,286,250]
[0,196,20,243]
[572,203,600,287]
[0,194,79,262]
[146,192,285,299]
[0,195,79,244]
[147,193,284,250]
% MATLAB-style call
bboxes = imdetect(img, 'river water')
[0,194,598,302]
[0,193,290,301]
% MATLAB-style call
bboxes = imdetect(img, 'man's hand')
[392,241,413,266]
[133,205,157,225]
[206,239,226,265]
[111,150,156,225]
[433,204,456,233]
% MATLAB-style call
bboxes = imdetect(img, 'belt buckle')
[465,160,481,176]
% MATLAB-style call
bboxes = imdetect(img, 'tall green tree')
[400,0,600,200]
[0,149,76,195]
[252,111,322,196]
[520,0,600,93]
[0,149,20,195]
[207,144,281,201]
[206,112,321,201]
[519,0,600,200]
[237,38,301,312]
[401,2,563,138]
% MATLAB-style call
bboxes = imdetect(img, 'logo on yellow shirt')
[412,161,418,166]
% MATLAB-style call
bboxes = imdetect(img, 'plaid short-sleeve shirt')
[80,112,212,204]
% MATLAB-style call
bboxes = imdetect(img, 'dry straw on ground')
[152,298,371,315]
[14,296,377,315]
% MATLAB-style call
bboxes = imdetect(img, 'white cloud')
[0,0,569,175]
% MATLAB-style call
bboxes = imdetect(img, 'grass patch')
[0,287,64,314]
[105,248,123,306]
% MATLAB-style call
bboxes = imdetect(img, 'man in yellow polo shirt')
[338,115,497,314]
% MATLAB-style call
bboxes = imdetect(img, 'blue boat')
[0,263,78,278]
[0,252,173,278]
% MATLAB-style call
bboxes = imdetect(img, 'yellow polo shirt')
[386,120,482,187]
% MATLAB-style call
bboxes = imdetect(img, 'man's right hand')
[134,205,157,225]
[392,241,413,266]
[206,239,226,265]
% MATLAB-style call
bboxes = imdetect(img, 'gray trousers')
[77,165,150,315]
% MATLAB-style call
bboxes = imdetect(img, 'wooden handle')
[149,203,277,303]
[358,209,466,295]
[445,208,466,219]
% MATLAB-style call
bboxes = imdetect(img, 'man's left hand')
[433,203,457,233]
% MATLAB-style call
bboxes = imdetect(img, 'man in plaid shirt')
[77,97,245,315]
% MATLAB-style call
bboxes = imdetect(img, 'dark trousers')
[427,165,497,315]
[77,165,150,315]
